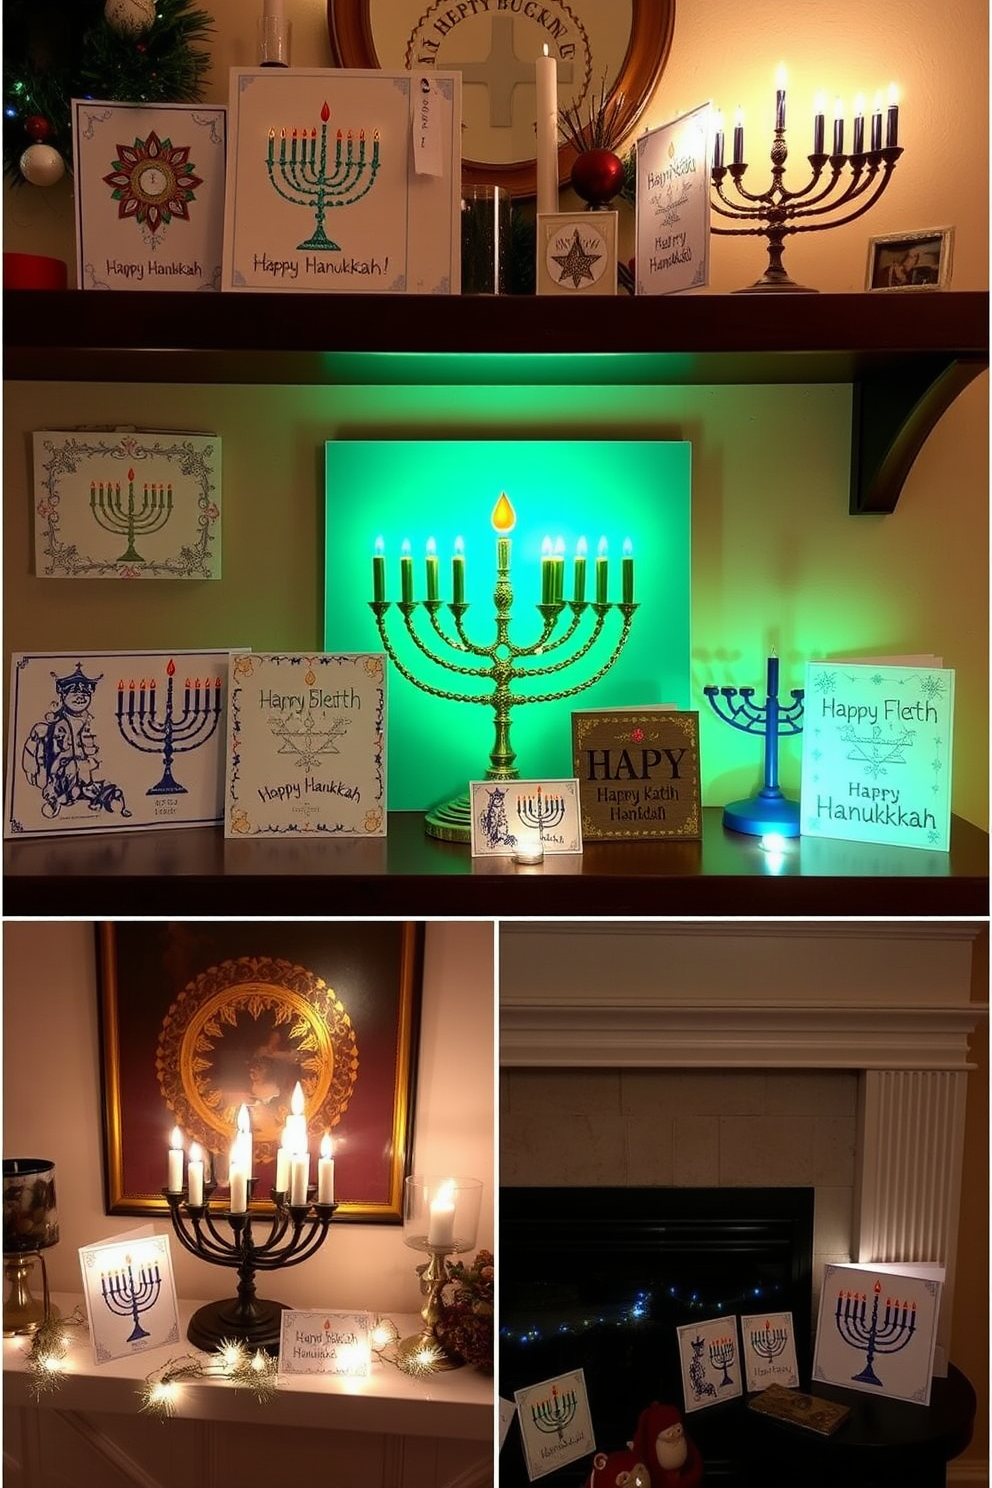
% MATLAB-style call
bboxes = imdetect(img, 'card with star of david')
[537,212,618,296]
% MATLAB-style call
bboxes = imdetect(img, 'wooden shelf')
[4,288,987,512]
[4,809,987,917]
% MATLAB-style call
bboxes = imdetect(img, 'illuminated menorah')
[90,467,172,564]
[835,1280,917,1387]
[163,1178,337,1354]
[532,1383,578,1440]
[708,1335,736,1387]
[116,657,222,795]
[710,69,903,291]
[750,1319,789,1365]
[266,101,380,252]
[100,1254,162,1343]
[704,654,804,836]
[370,493,638,841]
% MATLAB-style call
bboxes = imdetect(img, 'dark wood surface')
[4,809,987,917]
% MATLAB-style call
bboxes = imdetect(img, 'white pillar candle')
[428,1179,457,1248]
[236,1103,253,1179]
[290,1150,310,1207]
[535,44,559,217]
[229,1149,248,1215]
[167,1127,184,1193]
[276,1128,292,1194]
[318,1133,335,1204]
[287,1081,307,1152]
[187,1142,204,1207]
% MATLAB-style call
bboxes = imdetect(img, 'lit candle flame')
[576,535,588,556]
[622,537,633,557]
[374,534,384,555]
[454,535,464,555]
[426,536,437,556]
[888,82,899,105]
[170,1127,183,1149]
[237,1105,251,1136]
[291,1081,305,1116]
[597,536,608,558]
[491,492,516,532]
[320,1133,333,1160]
[775,63,787,90]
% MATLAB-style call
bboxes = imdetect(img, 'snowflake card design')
[677,1316,743,1412]
[800,660,954,850]
[741,1311,800,1392]
[225,653,386,837]
[32,430,220,579]
[5,650,235,838]
[222,68,460,293]
[813,1263,942,1406]
[72,100,226,290]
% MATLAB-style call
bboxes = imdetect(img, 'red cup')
[3,252,69,289]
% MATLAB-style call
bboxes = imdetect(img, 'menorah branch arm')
[398,606,494,677]
[370,609,491,703]
[508,604,582,658]
[264,167,319,210]
[253,1216,335,1270]
[514,608,610,677]
[425,604,476,655]
[515,612,636,704]
[789,166,899,233]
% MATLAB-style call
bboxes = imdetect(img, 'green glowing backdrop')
[325,439,692,813]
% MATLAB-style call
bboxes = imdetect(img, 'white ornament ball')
[19,143,67,187]
[104,0,156,33]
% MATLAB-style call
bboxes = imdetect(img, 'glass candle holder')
[3,1158,59,1336]
[401,1175,483,1368]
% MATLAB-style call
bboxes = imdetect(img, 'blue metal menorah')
[703,653,805,836]
[709,1335,736,1387]
[266,101,381,251]
[100,1254,161,1342]
[532,1384,578,1440]
[163,1178,337,1354]
[835,1281,917,1387]
[116,658,222,795]
[750,1320,789,1365]
[90,467,173,564]
[517,785,566,844]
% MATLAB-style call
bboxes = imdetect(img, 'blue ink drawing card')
[225,653,386,837]
[5,650,235,837]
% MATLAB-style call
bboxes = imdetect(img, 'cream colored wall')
[2,0,988,824]
[1,919,495,1312]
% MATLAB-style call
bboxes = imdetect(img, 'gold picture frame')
[97,921,422,1220]
[326,0,675,196]
[866,227,954,291]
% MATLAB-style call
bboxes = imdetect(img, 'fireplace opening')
[499,1186,814,1485]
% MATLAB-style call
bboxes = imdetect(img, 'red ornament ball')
[570,148,625,206]
[24,115,52,142]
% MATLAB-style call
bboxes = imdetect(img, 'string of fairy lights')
[500,1282,779,1346]
[18,1310,445,1418]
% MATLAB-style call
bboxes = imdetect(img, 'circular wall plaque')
[327,0,676,196]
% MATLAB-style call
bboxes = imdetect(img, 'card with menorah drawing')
[813,1262,942,1405]
[79,1228,180,1364]
[32,430,221,579]
[5,649,237,838]
[741,1311,800,1392]
[677,1315,744,1412]
[513,1368,594,1482]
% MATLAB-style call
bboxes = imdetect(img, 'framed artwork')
[71,100,226,291]
[222,67,461,293]
[866,227,953,291]
[326,0,675,196]
[97,921,423,1221]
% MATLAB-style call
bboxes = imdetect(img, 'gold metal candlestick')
[401,1176,483,1368]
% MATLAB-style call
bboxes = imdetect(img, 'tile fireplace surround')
[499,921,987,1376]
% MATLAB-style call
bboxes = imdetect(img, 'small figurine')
[632,1402,704,1486]
[586,1447,653,1488]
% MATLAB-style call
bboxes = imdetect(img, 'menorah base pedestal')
[722,792,800,837]
[187,1296,288,1355]
[397,1328,462,1371]
[424,792,472,843]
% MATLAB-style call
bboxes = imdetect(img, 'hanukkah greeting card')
[223,68,461,293]
[513,1369,594,1481]
[813,1263,941,1405]
[225,653,386,837]
[278,1311,372,1378]
[741,1311,800,1392]
[677,1316,744,1412]
[79,1229,180,1363]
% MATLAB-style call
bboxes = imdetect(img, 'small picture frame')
[537,212,617,296]
[865,227,953,291]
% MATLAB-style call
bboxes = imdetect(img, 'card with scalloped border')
[223,68,461,293]
[5,649,238,838]
[225,653,387,837]
[32,429,220,579]
[72,100,226,291]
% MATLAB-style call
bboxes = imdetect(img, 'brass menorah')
[89,467,172,564]
[370,494,638,841]
[710,74,903,291]
[266,101,380,251]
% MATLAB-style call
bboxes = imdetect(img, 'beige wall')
[3,0,989,825]
[1,919,494,1312]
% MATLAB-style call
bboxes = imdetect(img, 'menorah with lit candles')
[370,493,638,841]
[835,1280,917,1388]
[750,1319,790,1367]
[116,657,222,796]
[710,67,903,291]
[265,101,381,252]
[162,1082,338,1353]
[89,467,173,564]
[709,1335,737,1387]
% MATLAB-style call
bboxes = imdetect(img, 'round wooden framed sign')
[327,0,676,196]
